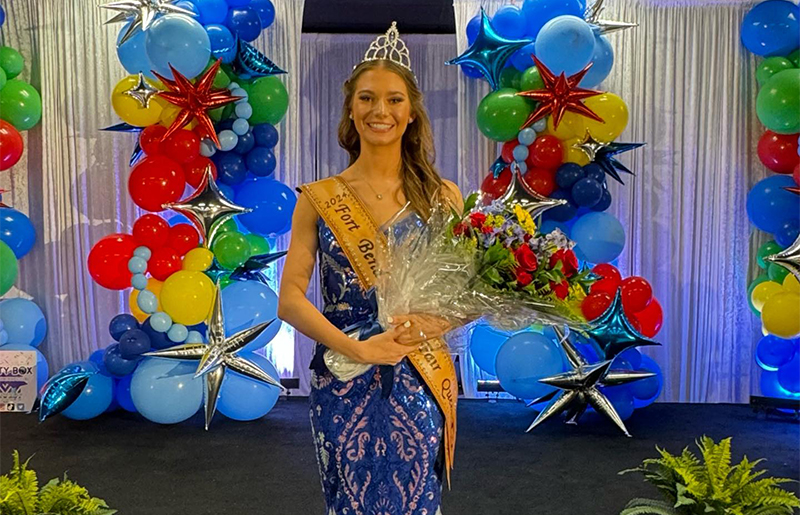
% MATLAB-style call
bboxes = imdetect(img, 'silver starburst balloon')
[103,0,197,46]
[145,285,284,429]
[526,326,655,437]
[584,0,638,35]
[124,72,160,108]
[765,234,800,281]
[494,163,567,219]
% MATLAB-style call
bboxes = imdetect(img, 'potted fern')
[619,436,799,515]
[0,451,116,515]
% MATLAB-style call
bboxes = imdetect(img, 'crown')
[360,22,413,73]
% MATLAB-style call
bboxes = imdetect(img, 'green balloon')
[0,47,24,79]
[249,76,289,125]
[747,274,771,315]
[499,67,521,90]
[0,68,6,91]
[215,218,239,236]
[757,240,783,269]
[211,65,230,89]
[212,231,251,270]
[520,66,544,92]
[768,262,790,284]
[756,69,800,134]
[476,88,531,142]
[244,234,271,255]
[788,49,800,68]
[0,79,42,131]
[756,57,794,86]
[0,241,18,296]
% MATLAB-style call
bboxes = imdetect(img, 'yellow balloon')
[563,136,591,166]
[783,273,800,293]
[762,292,800,338]
[159,103,197,129]
[545,115,577,140]
[183,248,214,271]
[563,93,629,143]
[751,281,783,312]
[128,278,164,322]
[160,271,215,325]
[111,75,166,127]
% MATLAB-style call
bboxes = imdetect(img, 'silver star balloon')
[584,0,638,35]
[573,132,607,161]
[765,233,800,281]
[495,162,567,219]
[124,72,160,108]
[145,284,284,429]
[103,0,197,46]
[526,326,655,437]
[163,166,250,247]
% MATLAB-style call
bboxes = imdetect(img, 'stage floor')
[1,399,798,515]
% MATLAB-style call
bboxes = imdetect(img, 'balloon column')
[0,38,42,171]
[39,0,292,425]
[454,0,665,432]
[740,0,800,401]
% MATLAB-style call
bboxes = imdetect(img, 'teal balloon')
[217,353,280,420]
[61,366,113,420]
[130,357,203,424]
[495,331,564,399]
[221,280,280,352]
[571,212,625,264]
[0,298,47,347]
[0,342,48,392]
[469,324,510,375]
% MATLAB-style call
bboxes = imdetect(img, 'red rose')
[516,269,533,287]
[469,212,487,229]
[514,244,538,272]
[453,223,467,236]
[549,249,579,277]
[481,225,493,234]
[523,234,532,242]
[550,279,570,300]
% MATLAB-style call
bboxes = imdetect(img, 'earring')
[349,114,354,120]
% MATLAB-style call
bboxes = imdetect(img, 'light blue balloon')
[150,312,173,332]
[532,118,547,132]
[117,23,156,79]
[221,280,280,352]
[217,353,281,420]
[232,118,250,135]
[0,207,36,259]
[128,256,148,274]
[130,357,204,424]
[0,342,49,392]
[145,14,211,80]
[137,290,159,314]
[515,161,527,174]
[0,298,47,347]
[235,102,253,119]
[186,330,205,343]
[518,127,536,146]
[200,140,217,157]
[469,324,510,375]
[167,323,189,343]
[231,87,248,100]
[521,0,584,39]
[580,34,614,88]
[535,16,595,76]
[495,332,564,399]
[131,273,148,290]
[539,219,570,237]
[218,130,239,151]
[512,144,529,162]
[61,371,113,420]
[0,330,7,345]
[133,246,152,260]
[570,211,625,264]
[235,178,297,236]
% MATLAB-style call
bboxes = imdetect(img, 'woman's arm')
[441,179,465,213]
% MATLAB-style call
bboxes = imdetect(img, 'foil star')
[585,0,639,35]
[494,163,567,218]
[232,39,286,79]
[154,59,241,148]
[517,55,604,130]
[0,189,8,208]
[38,365,94,422]
[574,134,645,185]
[124,72,160,108]
[588,290,660,359]
[229,251,288,284]
[490,155,507,179]
[784,186,800,196]
[766,234,800,282]
[145,284,284,429]
[102,0,197,46]
[446,8,531,90]
[526,326,655,436]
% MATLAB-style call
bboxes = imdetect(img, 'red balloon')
[620,276,653,314]
[184,156,217,188]
[793,163,800,186]
[132,214,170,249]
[480,167,512,201]
[527,135,563,170]
[0,120,24,171]
[128,155,186,212]
[139,125,168,156]
[590,263,621,295]
[168,223,200,255]
[162,129,200,164]
[148,246,182,281]
[522,167,556,196]
[581,291,613,320]
[500,140,517,164]
[87,233,138,290]
[633,298,663,337]
[757,130,799,174]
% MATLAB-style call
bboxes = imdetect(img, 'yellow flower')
[514,204,537,235]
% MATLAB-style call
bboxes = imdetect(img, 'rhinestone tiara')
[360,21,413,72]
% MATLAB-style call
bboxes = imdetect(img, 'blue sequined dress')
[309,216,445,515]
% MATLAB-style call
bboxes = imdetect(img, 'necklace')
[364,178,401,200]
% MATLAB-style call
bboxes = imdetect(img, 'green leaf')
[463,192,479,214]
[619,498,680,515]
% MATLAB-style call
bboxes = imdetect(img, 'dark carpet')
[1,399,798,515]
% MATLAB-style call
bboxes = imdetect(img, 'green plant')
[0,451,116,515]
[619,436,800,515]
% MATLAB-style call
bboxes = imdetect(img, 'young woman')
[278,24,463,515]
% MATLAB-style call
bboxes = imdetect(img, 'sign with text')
[0,350,37,413]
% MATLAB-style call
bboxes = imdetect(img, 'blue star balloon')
[446,9,531,90]
[587,290,660,359]
[491,155,507,178]
[231,39,286,79]
[575,134,645,185]
[38,365,95,422]
[229,251,287,285]
[101,122,142,133]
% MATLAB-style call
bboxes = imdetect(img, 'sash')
[300,175,457,488]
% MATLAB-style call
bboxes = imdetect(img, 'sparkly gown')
[309,216,445,515]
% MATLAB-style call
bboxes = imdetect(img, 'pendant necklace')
[364,178,401,200]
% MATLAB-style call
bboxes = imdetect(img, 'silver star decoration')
[765,233,800,282]
[163,166,251,247]
[584,0,638,35]
[494,163,567,219]
[103,0,197,46]
[145,284,285,429]
[573,132,606,161]
[124,72,160,108]
[526,326,655,437]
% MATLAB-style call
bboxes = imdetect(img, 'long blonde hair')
[337,59,443,219]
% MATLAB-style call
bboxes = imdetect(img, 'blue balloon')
[580,34,614,88]
[141,317,173,350]
[599,385,635,420]
[571,178,603,207]
[131,357,204,424]
[117,23,156,79]
[167,213,192,226]
[0,298,47,347]
[233,129,256,155]
[571,212,625,264]
[61,370,113,420]
[225,7,262,43]
[631,355,663,406]
[555,163,585,188]
[115,374,137,412]
[538,219,570,237]
[109,314,139,341]
[0,5,5,28]
[235,178,297,236]
[246,146,276,177]
[0,207,36,258]
[518,127,536,146]
[583,163,605,184]
[103,343,140,376]
[252,123,279,147]
[194,0,228,23]
[757,335,797,371]
[521,0,585,40]
[214,151,248,185]
[469,324,510,375]
[145,14,211,80]
[535,15,596,76]
[462,64,485,79]
[775,219,800,248]
[221,280,280,352]
[493,5,527,39]
[250,0,275,28]
[747,175,800,233]
[217,183,236,202]
[0,343,48,392]
[206,24,237,63]
[761,369,800,399]
[119,329,152,358]
[466,13,481,45]
[89,349,111,376]
[617,347,642,369]
[227,0,252,6]
[591,188,612,212]
[741,0,800,57]
[545,189,578,222]
[495,332,564,399]
[218,353,281,420]
[174,1,200,15]
[510,42,536,71]
[778,353,800,393]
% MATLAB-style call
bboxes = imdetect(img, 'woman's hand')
[388,314,452,346]
[351,322,420,366]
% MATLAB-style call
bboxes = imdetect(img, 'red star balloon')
[517,56,604,130]
[785,186,800,196]
[154,59,240,148]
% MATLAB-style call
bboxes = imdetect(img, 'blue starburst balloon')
[587,290,660,359]
[38,365,95,422]
[229,251,287,284]
[490,155,507,178]
[231,39,286,79]
[446,9,531,90]
[575,134,645,185]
